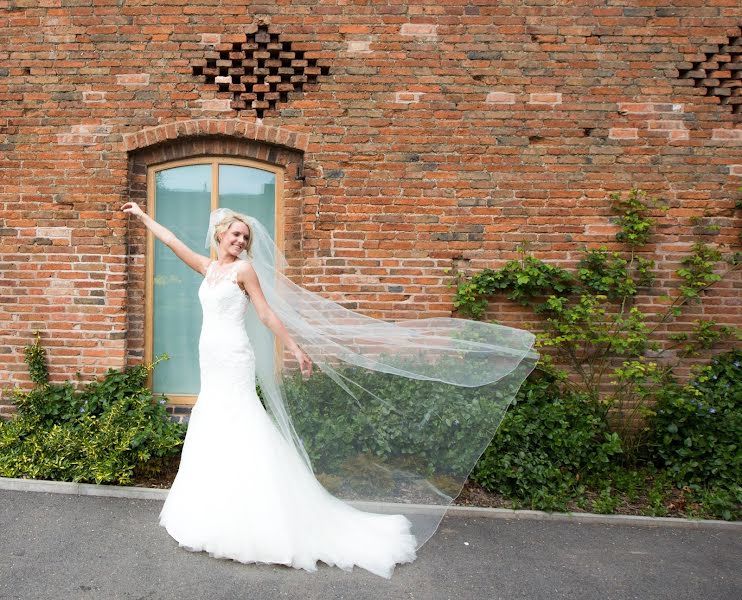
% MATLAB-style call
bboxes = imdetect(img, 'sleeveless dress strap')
[228,260,241,283]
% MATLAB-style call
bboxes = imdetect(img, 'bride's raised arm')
[121,202,210,276]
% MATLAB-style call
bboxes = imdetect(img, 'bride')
[121,201,536,579]
[122,201,417,578]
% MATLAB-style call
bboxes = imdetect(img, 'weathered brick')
[486,91,516,104]
[609,128,639,139]
[115,73,150,86]
[394,91,424,104]
[528,93,562,105]
[400,24,438,39]
[1,1,741,414]
[712,128,742,141]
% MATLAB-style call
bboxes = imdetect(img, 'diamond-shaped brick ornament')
[678,34,741,115]
[192,24,331,118]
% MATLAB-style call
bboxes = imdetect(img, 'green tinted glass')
[219,164,276,240]
[152,162,277,396]
[152,164,211,394]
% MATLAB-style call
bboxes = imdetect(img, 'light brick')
[395,91,424,104]
[712,128,742,141]
[198,99,233,112]
[35,227,71,241]
[609,128,639,139]
[346,40,372,54]
[116,73,150,86]
[669,130,689,141]
[200,33,221,45]
[486,91,516,104]
[400,24,438,39]
[57,134,97,146]
[528,93,562,105]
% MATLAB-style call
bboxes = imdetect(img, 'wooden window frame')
[144,157,285,405]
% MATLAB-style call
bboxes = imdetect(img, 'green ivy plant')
[452,187,741,461]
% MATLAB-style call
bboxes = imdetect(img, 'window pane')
[219,164,277,385]
[153,164,212,395]
[219,164,276,240]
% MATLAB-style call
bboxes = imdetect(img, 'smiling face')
[215,217,252,259]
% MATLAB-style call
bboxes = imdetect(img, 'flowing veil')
[206,209,538,547]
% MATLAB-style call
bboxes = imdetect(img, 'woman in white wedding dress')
[121,201,417,578]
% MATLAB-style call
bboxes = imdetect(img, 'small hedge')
[0,341,185,485]
[648,349,741,492]
[470,373,622,511]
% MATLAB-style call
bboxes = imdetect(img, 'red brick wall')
[1,2,740,413]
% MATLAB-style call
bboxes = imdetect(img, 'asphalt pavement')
[0,489,740,600]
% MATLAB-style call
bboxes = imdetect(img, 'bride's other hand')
[121,201,144,218]
[295,348,313,379]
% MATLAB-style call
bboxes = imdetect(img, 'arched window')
[145,158,283,405]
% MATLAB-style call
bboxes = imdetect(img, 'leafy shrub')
[470,372,622,511]
[648,349,742,492]
[452,188,741,463]
[283,362,519,480]
[0,337,185,485]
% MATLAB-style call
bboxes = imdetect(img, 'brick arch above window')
[127,127,306,183]
[121,118,310,154]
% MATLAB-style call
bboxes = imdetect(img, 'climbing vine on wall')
[452,188,742,458]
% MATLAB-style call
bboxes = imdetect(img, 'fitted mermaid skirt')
[158,263,417,578]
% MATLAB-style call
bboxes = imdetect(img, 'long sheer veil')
[206,208,538,547]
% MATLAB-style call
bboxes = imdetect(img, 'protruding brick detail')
[486,92,516,104]
[528,93,562,105]
[678,33,741,114]
[400,24,438,39]
[729,164,742,176]
[395,91,424,104]
[609,128,639,139]
[191,23,330,119]
[120,119,310,153]
[115,73,150,86]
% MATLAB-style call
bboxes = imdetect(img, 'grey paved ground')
[0,489,740,600]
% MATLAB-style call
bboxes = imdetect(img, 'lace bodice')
[199,260,251,324]
[198,260,254,391]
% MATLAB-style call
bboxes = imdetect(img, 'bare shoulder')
[234,259,259,282]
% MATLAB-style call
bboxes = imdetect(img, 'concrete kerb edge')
[1,476,739,529]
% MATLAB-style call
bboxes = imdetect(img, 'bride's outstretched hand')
[121,201,144,218]
[295,348,313,379]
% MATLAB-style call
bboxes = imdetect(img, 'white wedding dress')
[158,260,417,578]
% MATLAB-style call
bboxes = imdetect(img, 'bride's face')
[218,221,250,259]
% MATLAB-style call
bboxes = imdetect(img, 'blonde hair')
[213,211,254,256]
